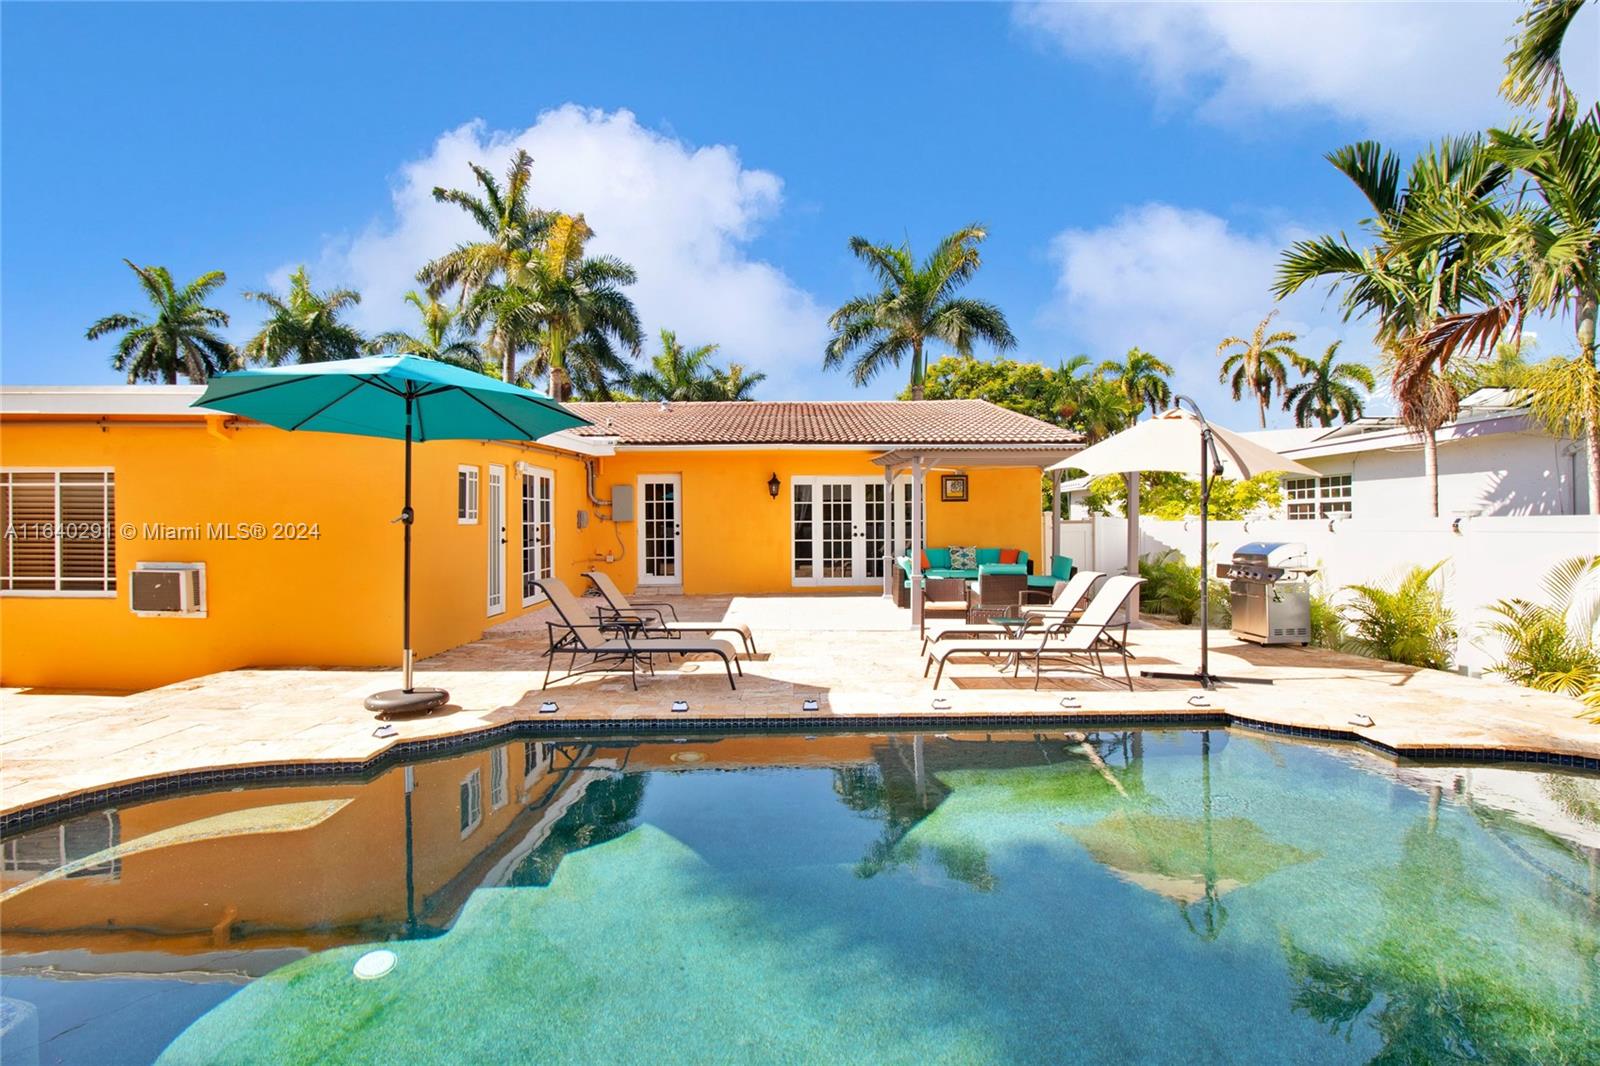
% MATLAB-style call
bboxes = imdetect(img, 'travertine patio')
[3,594,1596,818]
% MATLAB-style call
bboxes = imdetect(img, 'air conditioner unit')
[130,563,206,616]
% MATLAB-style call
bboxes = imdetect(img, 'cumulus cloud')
[1043,203,1383,425]
[294,106,828,395]
[1015,1,1599,136]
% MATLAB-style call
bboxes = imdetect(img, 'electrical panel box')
[610,485,635,523]
[130,563,205,615]
[576,509,590,530]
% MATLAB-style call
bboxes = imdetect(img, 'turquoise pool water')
[2,729,1596,1064]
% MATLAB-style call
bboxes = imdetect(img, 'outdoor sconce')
[767,472,781,499]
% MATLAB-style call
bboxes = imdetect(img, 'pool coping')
[4,709,1597,835]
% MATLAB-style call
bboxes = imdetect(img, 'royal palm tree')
[85,260,234,384]
[242,266,364,365]
[516,214,642,401]
[824,225,1016,400]
[1216,311,1300,428]
[1502,0,1588,119]
[1275,137,1507,516]
[366,290,484,370]
[630,329,721,401]
[1095,347,1173,418]
[420,149,552,381]
[1060,378,1135,443]
[707,362,766,400]
[1284,342,1376,427]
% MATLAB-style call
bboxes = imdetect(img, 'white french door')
[791,477,892,587]
[486,464,506,616]
[519,465,554,606]
[638,475,681,586]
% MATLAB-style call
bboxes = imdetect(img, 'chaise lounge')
[583,570,757,655]
[534,577,742,690]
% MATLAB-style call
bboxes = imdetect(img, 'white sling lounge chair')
[920,570,1104,654]
[536,577,741,690]
[582,570,756,655]
[924,575,1144,691]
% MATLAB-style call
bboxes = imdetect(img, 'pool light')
[353,949,397,980]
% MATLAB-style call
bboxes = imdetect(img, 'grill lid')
[1232,541,1311,567]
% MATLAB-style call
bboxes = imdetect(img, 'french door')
[486,465,506,616]
[638,475,682,586]
[791,477,894,587]
[520,465,554,606]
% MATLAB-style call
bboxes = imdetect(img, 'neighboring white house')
[1260,388,1592,519]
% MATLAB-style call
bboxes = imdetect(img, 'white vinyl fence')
[1044,513,1600,675]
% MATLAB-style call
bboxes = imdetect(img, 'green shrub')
[1482,556,1600,718]
[1139,549,1230,628]
[1342,561,1456,670]
[1308,589,1347,651]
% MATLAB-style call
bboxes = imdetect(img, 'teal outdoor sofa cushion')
[896,549,1030,585]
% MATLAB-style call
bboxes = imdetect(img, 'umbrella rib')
[457,388,548,440]
[286,379,370,432]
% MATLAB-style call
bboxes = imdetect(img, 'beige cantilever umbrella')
[1046,398,1318,688]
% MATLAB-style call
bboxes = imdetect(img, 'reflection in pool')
[1,730,1596,1064]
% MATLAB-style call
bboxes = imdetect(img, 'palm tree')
[708,362,766,400]
[516,214,642,401]
[630,329,720,401]
[1285,342,1376,427]
[824,225,1016,399]
[1216,311,1300,428]
[1060,378,1135,443]
[1095,347,1173,418]
[85,260,234,384]
[366,290,484,370]
[242,266,364,365]
[1275,137,1507,516]
[1502,0,1588,119]
[420,149,552,381]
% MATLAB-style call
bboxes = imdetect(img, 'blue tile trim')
[3,711,1595,835]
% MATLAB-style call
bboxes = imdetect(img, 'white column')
[883,466,896,598]
[1125,472,1141,622]
[910,458,925,630]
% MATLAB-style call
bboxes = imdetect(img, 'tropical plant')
[1217,311,1300,428]
[824,225,1016,399]
[1284,342,1375,427]
[910,354,1064,423]
[1138,550,1230,627]
[242,266,364,366]
[1061,378,1137,443]
[1450,336,1537,391]
[1083,472,1280,520]
[1095,347,1173,418]
[366,290,484,370]
[1482,555,1600,713]
[85,260,234,384]
[1341,561,1456,670]
[1275,138,1508,516]
[420,148,552,381]
[1501,0,1588,119]
[1307,589,1348,652]
[629,329,722,401]
[707,362,766,401]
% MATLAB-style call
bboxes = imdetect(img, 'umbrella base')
[365,688,450,716]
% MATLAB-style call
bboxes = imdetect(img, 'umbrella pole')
[365,389,450,716]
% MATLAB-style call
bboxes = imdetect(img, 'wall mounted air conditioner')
[130,563,207,617]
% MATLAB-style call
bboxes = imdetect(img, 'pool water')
[2,729,1596,1064]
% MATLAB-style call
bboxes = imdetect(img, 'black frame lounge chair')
[921,570,1105,655]
[924,575,1144,691]
[535,578,740,691]
[582,570,756,655]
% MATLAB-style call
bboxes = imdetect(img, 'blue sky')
[3,2,1595,426]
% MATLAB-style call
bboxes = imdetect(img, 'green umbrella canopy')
[191,355,590,441]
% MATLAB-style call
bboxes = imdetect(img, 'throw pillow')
[920,549,933,569]
[998,548,1020,564]
[949,545,978,570]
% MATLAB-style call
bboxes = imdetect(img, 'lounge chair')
[534,577,741,690]
[924,575,1144,691]
[582,570,756,654]
[920,570,1103,655]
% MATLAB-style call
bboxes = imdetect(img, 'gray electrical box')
[576,509,590,529]
[610,485,635,522]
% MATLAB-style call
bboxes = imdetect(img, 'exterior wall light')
[767,473,781,499]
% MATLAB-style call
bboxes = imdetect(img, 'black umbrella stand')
[1139,396,1273,691]
[365,392,451,716]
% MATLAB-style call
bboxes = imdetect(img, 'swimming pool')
[2,729,1596,1064]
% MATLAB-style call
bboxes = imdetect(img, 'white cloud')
[1043,203,1383,427]
[294,106,828,395]
[1015,1,1599,136]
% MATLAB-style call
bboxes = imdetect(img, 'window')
[1,470,116,595]
[459,769,483,837]
[1285,475,1353,520]
[458,466,479,524]
[2,811,120,881]
[523,741,549,781]
[490,747,508,809]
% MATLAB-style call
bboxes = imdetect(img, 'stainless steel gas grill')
[1218,541,1315,646]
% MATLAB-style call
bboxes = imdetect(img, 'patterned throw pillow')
[949,545,978,570]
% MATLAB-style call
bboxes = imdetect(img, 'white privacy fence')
[1044,513,1600,675]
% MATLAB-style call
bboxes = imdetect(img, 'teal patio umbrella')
[193,356,590,714]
